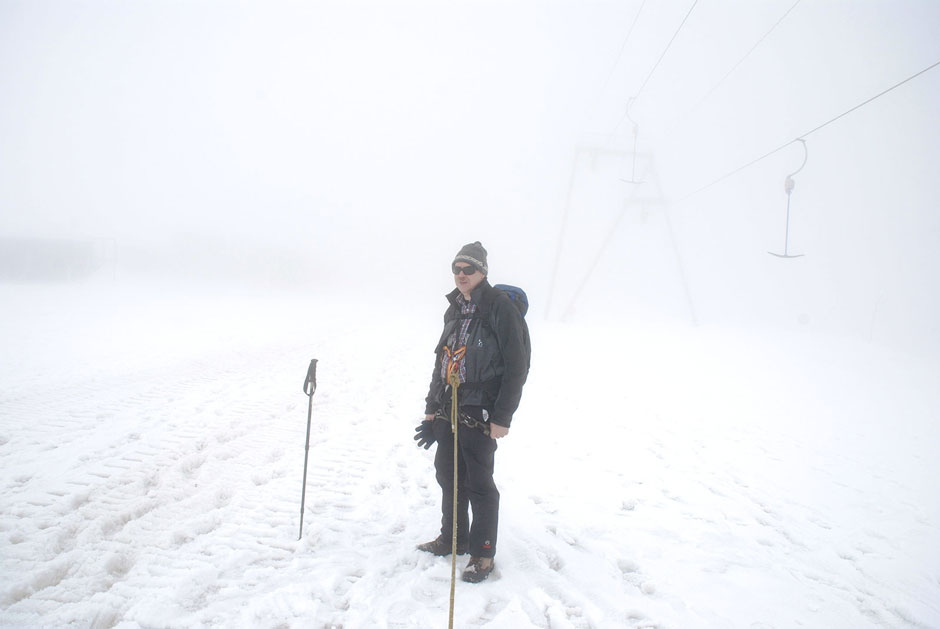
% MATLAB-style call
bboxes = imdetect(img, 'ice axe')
[298,358,318,540]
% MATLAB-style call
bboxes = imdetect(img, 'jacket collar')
[446,279,493,310]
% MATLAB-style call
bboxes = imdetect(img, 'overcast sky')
[2,0,938,353]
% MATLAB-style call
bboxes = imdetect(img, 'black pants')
[432,406,499,558]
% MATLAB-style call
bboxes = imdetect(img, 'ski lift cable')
[677,57,940,203]
[596,0,648,99]
[691,0,804,113]
[800,59,939,138]
[633,0,700,103]
[613,0,701,134]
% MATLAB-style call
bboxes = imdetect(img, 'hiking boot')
[416,536,468,556]
[461,556,495,583]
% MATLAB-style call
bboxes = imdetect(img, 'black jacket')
[424,280,529,428]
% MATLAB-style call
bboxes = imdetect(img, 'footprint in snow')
[537,545,564,571]
[372,481,390,494]
[626,608,649,622]
[215,487,234,508]
[481,597,510,621]
[531,495,558,514]
[104,551,135,578]
[179,454,206,477]
[216,447,237,461]
[387,601,424,628]
[547,524,579,548]
[617,558,640,577]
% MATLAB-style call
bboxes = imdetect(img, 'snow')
[2,278,938,628]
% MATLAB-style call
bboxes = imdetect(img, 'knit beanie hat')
[453,241,488,275]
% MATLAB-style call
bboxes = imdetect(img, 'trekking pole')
[298,359,318,540]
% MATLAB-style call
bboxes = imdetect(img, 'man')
[415,241,529,583]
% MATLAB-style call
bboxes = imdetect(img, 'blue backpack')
[493,284,529,318]
[493,284,531,375]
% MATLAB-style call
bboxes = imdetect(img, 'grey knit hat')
[453,241,488,275]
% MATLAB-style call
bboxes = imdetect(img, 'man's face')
[453,262,485,296]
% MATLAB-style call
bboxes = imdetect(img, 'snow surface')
[2,278,939,628]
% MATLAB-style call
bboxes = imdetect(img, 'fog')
[2,0,939,356]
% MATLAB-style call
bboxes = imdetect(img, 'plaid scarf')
[441,294,477,384]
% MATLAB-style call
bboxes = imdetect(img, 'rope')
[444,346,465,629]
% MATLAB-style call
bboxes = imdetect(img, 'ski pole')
[299,358,318,540]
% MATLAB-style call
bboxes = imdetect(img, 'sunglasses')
[452,264,479,276]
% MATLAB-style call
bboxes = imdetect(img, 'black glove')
[414,421,436,449]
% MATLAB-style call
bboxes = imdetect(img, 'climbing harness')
[769,139,807,258]
[434,409,491,437]
[458,412,491,437]
[443,345,465,629]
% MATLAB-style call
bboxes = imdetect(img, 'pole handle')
[303,359,318,396]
